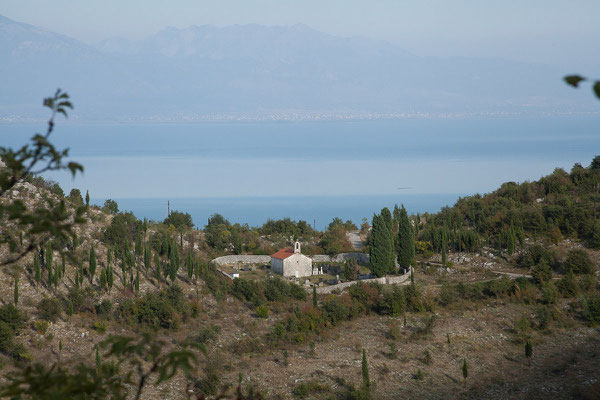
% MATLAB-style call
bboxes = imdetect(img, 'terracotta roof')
[271,248,294,260]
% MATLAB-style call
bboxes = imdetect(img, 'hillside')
[0,153,599,398]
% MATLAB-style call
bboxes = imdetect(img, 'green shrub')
[292,380,330,398]
[66,286,97,313]
[0,304,25,332]
[189,325,221,345]
[92,320,108,334]
[437,282,457,306]
[37,298,62,322]
[582,295,600,324]
[33,320,50,334]
[535,305,551,330]
[541,282,559,304]
[255,304,270,318]
[564,249,594,275]
[94,299,113,316]
[118,284,189,329]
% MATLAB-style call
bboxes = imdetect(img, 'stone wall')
[311,252,369,265]
[211,255,271,266]
[212,252,368,267]
[314,268,412,294]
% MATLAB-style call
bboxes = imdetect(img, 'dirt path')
[347,230,365,250]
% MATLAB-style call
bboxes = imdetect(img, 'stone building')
[270,241,313,278]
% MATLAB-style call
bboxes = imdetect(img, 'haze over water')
[3,116,598,227]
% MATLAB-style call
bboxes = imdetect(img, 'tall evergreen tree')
[525,340,533,366]
[135,234,143,257]
[362,349,370,388]
[107,265,114,291]
[13,275,19,305]
[89,245,97,283]
[85,190,90,207]
[154,253,161,284]
[135,267,140,294]
[397,205,415,271]
[313,285,318,308]
[46,245,53,283]
[441,230,448,266]
[144,246,151,270]
[107,246,112,267]
[100,268,107,291]
[34,251,41,284]
[462,358,468,386]
[369,212,394,277]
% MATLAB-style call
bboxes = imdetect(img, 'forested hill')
[417,156,600,256]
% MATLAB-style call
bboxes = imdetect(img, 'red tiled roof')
[271,248,294,260]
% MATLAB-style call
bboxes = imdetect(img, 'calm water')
[2,116,599,228]
[91,194,462,229]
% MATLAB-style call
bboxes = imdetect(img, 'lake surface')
[2,116,598,227]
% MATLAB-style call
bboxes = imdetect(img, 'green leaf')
[593,81,600,99]
[564,75,585,87]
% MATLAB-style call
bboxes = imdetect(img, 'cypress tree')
[462,358,468,386]
[73,232,78,249]
[362,349,370,388]
[85,190,90,207]
[135,267,140,294]
[525,340,533,366]
[89,245,97,283]
[107,246,112,267]
[369,213,393,277]
[154,253,161,284]
[75,269,80,289]
[144,246,151,270]
[100,268,107,291]
[13,275,19,305]
[46,245,53,283]
[441,230,448,266]
[106,266,113,291]
[187,250,193,279]
[397,205,415,272]
[61,254,66,277]
[95,346,101,370]
[313,285,318,308]
[67,300,74,317]
[34,252,41,284]
[135,234,142,257]
[48,262,53,286]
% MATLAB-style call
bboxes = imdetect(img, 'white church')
[270,241,313,278]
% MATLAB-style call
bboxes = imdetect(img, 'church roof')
[271,248,295,260]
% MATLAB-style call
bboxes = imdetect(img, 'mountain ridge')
[0,14,588,121]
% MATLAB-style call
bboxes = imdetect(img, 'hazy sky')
[2,0,599,70]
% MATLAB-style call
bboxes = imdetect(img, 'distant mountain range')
[0,15,589,121]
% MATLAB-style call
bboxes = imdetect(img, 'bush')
[189,325,221,345]
[292,380,330,398]
[0,305,26,360]
[33,320,50,334]
[564,249,595,275]
[582,295,600,324]
[92,320,108,334]
[535,305,551,330]
[437,282,457,306]
[0,304,25,332]
[37,298,62,322]
[541,282,559,304]
[255,304,270,318]
[94,299,113,316]
[66,287,97,314]
[118,284,189,329]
